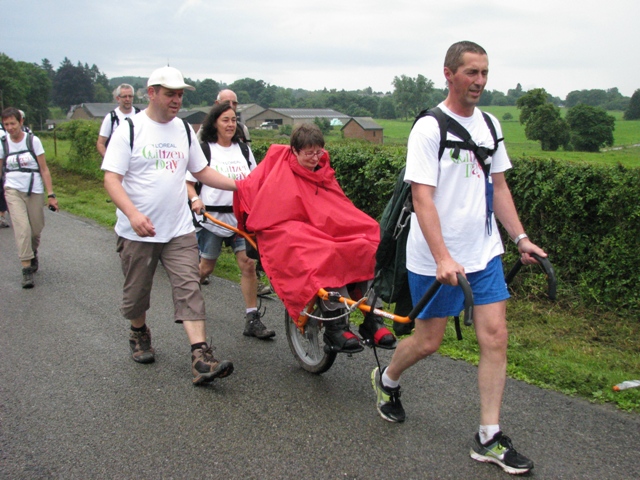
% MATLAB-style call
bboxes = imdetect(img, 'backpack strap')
[238,141,252,170]
[110,110,119,131]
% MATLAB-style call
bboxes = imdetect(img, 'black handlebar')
[504,253,557,301]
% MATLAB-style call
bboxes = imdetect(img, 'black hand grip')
[457,274,474,326]
[505,253,557,301]
[408,280,442,321]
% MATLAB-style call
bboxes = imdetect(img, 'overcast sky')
[2,0,638,99]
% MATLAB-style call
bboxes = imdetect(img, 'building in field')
[243,108,350,129]
[341,117,384,144]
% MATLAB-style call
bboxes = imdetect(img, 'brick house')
[341,117,384,144]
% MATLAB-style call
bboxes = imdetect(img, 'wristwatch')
[190,196,200,203]
[514,233,528,245]
[48,193,56,199]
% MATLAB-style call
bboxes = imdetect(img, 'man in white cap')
[102,65,238,386]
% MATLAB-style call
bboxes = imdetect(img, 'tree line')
[1,52,639,131]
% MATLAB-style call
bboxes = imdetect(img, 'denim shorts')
[197,228,245,260]
[408,255,510,319]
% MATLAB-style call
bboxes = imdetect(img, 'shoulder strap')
[134,106,141,113]
[238,141,251,169]
[182,119,192,147]
[25,133,37,164]
[110,110,119,130]
[125,117,134,150]
[199,141,211,165]
[480,111,503,152]
[411,107,449,160]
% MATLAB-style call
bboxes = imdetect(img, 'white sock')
[479,424,501,444]
[246,308,257,314]
[381,369,399,389]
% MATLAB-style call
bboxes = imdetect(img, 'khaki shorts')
[116,232,205,323]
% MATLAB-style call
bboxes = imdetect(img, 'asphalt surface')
[1,210,639,480]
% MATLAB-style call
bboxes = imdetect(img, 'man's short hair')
[444,41,487,74]
[113,83,135,100]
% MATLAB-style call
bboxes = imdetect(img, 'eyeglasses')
[119,95,134,99]
[300,149,323,159]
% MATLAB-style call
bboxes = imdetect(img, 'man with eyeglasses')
[96,84,141,157]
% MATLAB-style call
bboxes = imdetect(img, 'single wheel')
[284,304,337,374]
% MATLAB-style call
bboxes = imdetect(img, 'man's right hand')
[435,257,466,286]
[129,211,156,237]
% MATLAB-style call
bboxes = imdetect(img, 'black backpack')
[373,107,502,332]
[1,131,40,195]
[106,107,141,147]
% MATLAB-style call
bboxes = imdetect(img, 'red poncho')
[234,144,380,318]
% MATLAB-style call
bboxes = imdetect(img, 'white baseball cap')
[147,66,195,91]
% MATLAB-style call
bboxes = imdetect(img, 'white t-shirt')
[1,133,46,193]
[404,104,511,275]
[101,112,208,243]
[186,142,256,236]
[99,107,141,139]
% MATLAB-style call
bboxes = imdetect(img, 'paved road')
[1,210,639,479]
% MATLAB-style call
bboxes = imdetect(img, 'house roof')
[341,117,383,131]
[67,103,147,119]
[268,108,350,120]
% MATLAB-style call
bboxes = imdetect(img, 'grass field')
[376,109,640,167]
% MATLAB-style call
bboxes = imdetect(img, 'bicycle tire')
[284,304,337,374]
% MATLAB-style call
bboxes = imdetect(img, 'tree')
[377,96,397,119]
[198,78,220,106]
[517,88,569,151]
[19,62,51,129]
[52,58,94,111]
[313,117,331,134]
[624,89,640,120]
[566,104,615,152]
[0,53,28,111]
[392,74,434,120]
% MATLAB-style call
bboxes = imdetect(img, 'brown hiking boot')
[129,326,155,364]
[191,344,234,385]
[243,310,275,339]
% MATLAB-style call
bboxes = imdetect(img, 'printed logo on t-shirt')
[6,152,35,170]
[211,160,250,180]
[447,149,483,179]
[141,142,185,173]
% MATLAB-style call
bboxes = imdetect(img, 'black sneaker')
[21,267,35,289]
[470,431,534,475]
[191,344,234,385]
[129,326,155,364]
[243,310,275,339]
[370,366,405,423]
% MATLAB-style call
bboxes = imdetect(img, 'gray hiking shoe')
[191,344,234,385]
[21,267,35,289]
[129,326,155,364]
[31,251,38,273]
[0,216,9,228]
[243,310,275,339]
[257,280,273,296]
[470,431,534,475]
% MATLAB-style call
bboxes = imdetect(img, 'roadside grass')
[44,135,640,413]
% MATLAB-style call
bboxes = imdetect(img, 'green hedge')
[507,157,640,312]
[254,140,640,313]
[58,127,640,314]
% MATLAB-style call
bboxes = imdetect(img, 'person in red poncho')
[234,123,395,352]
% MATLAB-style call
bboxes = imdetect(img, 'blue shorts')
[197,229,245,260]
[408,255,509,319]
